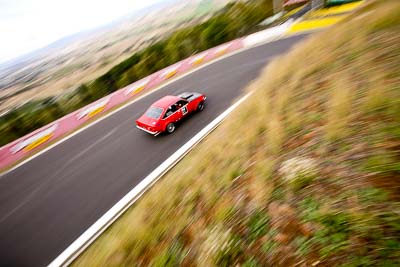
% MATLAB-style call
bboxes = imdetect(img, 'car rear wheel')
[197,101,205,112]
[166,123,175,134]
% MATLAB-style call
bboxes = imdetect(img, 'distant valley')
[0,0,233,113]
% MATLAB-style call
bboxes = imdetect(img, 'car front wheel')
[166,123,176,134]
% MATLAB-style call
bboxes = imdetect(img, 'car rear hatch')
[136,115,160,133]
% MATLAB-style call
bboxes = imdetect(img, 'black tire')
[197,101,205,112]
[166,123,176,134]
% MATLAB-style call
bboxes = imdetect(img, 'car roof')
[152,95,181,108]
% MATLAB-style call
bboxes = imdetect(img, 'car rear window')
[145,106,163,119]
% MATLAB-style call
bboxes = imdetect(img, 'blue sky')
[0,0,167,63]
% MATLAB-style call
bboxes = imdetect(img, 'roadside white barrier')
[48,92,252,267]
[243,20,294,47]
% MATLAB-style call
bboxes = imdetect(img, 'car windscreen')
[145,106,163,119]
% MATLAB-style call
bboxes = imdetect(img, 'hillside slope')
[74,1,400,266]
[0,0,233,112]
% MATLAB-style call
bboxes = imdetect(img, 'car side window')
[176,100,188,107]
[170,104,178,112]
[163,100,188,119]
[163,106,174,119]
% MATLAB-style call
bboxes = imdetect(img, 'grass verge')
[73,1,400,266]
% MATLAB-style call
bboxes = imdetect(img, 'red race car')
[136,92,206,135]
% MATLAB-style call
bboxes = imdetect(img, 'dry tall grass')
[74,1,400,266]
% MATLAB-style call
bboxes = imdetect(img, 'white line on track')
[64,128,118,166]
[48,92,252,267]
[0,128,119,223]
[0,181,47,223]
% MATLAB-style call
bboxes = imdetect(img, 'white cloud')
[0,0,166,63]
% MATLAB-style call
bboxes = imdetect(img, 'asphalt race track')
[0,33,307,267]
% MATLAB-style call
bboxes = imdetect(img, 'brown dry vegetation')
[0,0,232,112]
[73,1,400,266]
